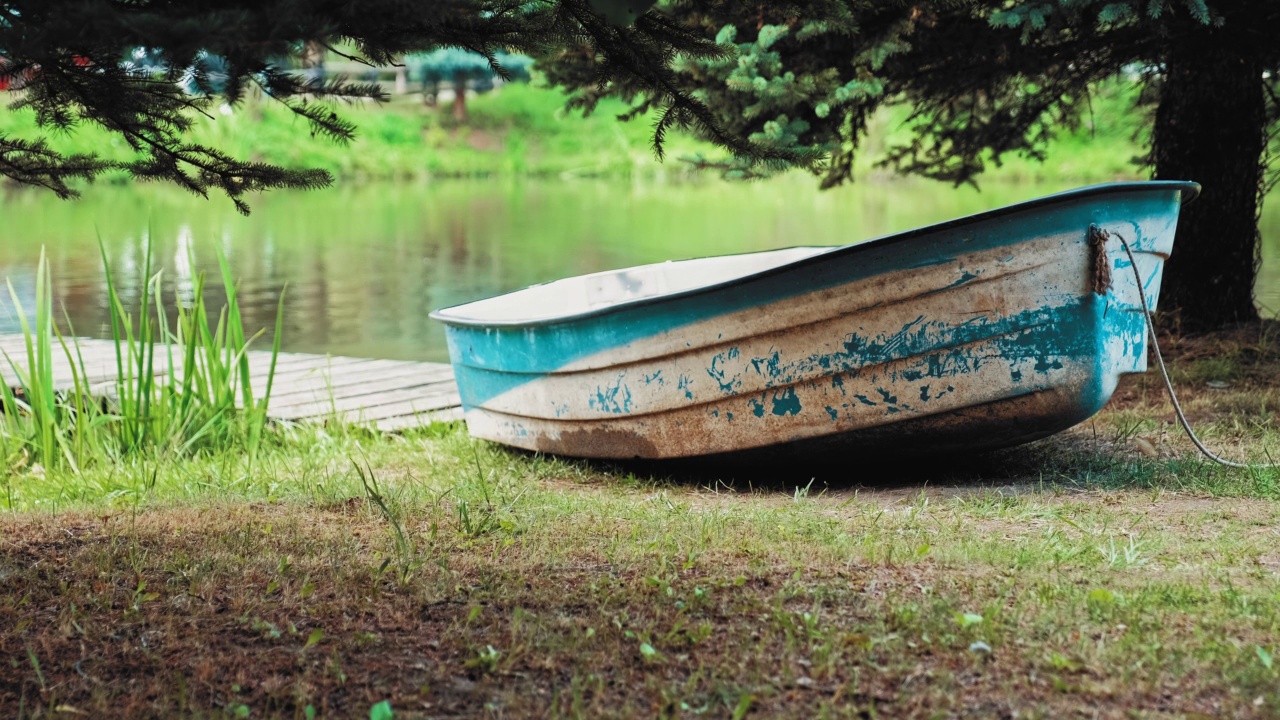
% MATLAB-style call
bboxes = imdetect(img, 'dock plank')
[309,391,464,423]
[266,373,456,409]
[269,383,460,421]
[0,333,462,432]
[374,406,465,430]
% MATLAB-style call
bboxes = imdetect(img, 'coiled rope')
[1092,225,1278,469]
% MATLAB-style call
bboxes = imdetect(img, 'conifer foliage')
[0,0,769,213]
[545,0,1280,329]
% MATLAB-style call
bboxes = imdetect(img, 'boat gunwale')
[429,180,1200,329]
[449,254,1065,376]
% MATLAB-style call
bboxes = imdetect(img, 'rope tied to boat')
[1090,224,1279,469]
[1090,225,1113,295]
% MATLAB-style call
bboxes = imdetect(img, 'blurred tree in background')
[404,50,532,120]
[0,0,776,213]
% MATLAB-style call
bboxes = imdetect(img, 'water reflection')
[1,178,1276,362]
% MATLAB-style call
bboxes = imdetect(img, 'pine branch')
[0,136,113,198]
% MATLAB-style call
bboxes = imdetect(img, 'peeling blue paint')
[589,378,633,414]
[576,296,1137,419]
[825,405,839,420]
[1034,357,1065,373]
[944,270,981,289]
[677,374,694,400]
[771,388,802,416]
[749,398,765,417]
[440,185,1186,415]
[765,351,783,379]
[707,351,742,393]
[501,421,530,437]
[750,351,785,379]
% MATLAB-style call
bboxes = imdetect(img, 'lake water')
[2,178,1277,363]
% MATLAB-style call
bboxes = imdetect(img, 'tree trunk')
[301,39,325,84]
[452,72,468,122]
[1151,43,1266,331]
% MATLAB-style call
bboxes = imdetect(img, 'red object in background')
[0,55,44,90]
[0,54,86,91]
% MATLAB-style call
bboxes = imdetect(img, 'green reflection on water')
[1,178,1275,362]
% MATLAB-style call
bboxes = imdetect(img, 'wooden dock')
[0,333,462,430]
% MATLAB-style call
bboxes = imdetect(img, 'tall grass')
[2,250,72,471]
[0,241,283,475]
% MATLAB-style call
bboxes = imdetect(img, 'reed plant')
[2,251,78,472]
[0,241,282,475]
[99,238,284,457]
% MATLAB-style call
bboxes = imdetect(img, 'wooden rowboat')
[431,181,1199,459]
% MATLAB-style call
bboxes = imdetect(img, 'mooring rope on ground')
[1093,225,1279,469]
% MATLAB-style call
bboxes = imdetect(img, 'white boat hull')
[432,182,1197,459]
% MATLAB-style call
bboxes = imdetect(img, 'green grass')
[1,250,66,471]
[2,331,1280,715]
[0,80,1151,186]
[0,84,717,184]
[1,413,1280,717]
[0,240,282,478]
